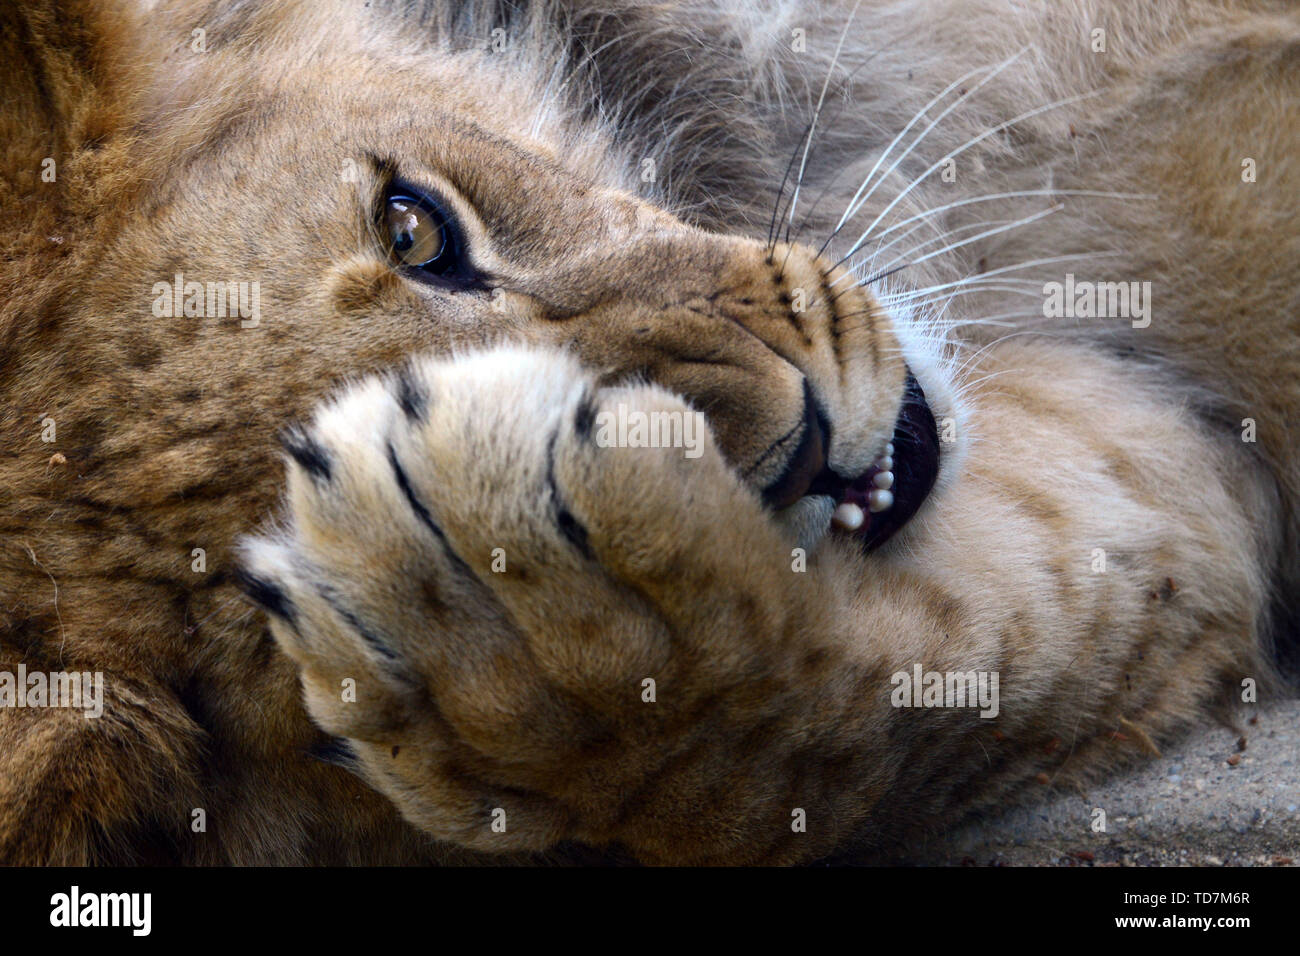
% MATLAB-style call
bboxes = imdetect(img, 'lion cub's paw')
[238,346,792,850]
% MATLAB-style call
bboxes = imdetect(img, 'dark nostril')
[761,379,831,511]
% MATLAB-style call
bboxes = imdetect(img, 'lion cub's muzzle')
[531,236,939,550]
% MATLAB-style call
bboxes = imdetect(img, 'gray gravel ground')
[895,699,1300,866]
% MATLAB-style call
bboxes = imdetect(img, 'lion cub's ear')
[0,0,150,209]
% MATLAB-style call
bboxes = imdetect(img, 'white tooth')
[885,442,895,456]
[867,489,894,513]
[832,501,865,531]
[872,470,894,489]
[876,455,893,472]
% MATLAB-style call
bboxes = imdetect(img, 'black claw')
[315,582,400,662]
[308,736,361,773]
[386,442,476,579]
[234,567,299,628]
[574,389,597,440]
[545,431,593,558]
[279,427,332,483]
[395,367,428,423]
[555,506,592,557]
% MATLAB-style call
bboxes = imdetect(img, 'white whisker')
[835,217,1017,285]
[855,205,1062,287]
[839,91,1104,264]
[883,252,1123,301]
[868,189,1152,245]
[834,46,1029,234]
[783,0,864,241]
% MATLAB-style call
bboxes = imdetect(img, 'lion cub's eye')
[382,191,459,275]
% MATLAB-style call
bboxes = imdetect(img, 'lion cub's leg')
[241,343,1276,864]
[241,346,853,862]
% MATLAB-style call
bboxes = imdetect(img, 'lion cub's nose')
[760,380,829,511]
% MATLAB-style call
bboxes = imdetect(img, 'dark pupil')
[387,197,447,268]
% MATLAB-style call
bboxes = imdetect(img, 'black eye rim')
[378,179,487,290]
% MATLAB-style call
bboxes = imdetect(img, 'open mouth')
[787,370,941,552]
[827,372,941,550]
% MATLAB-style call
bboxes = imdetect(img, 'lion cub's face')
[90,39,941,551]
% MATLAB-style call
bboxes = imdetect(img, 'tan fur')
[0,0,1295,863]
